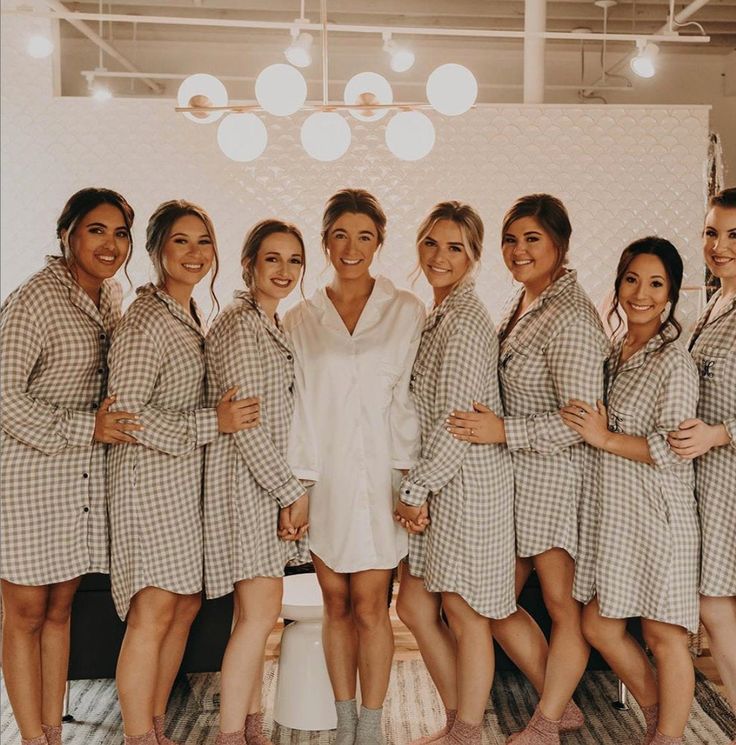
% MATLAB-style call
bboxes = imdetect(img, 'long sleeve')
[0,296,95,454]
[210,320,304,508]
[400,317,489,507]
[647,357,699,468]
[287,346,321,483]
[389,307,424,470]
[504,318,606,454]
[108,323,217,456]
[725,418,736,450]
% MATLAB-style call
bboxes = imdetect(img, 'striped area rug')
[2,661,734,745]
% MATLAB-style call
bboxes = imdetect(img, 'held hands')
[394,500,430,534]
[93,396,143,444]
[278,493,309,542]
[560,399,610,449]
[667,419,730,459]
[446,402,505,443]
[217,387,260,433]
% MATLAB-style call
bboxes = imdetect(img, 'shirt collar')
[137,283,206,336]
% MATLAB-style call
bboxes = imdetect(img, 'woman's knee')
[6,598,47,634]
[581,610,617,649]
[174,593,202,626]
[351,595,389,632]
[700,595,736,632]
[642,622,688,658]
[322,589,352,622]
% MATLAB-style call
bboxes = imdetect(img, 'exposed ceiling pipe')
[583,0,711,91]
[8,7,710,44]
[524,0,546,103]
[42,0,163,93]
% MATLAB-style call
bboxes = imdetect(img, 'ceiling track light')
[285,28,313,68]
[630,39,659,78]
[382,31,415,73]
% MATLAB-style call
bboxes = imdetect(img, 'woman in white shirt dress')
[285,189,425,745]
[204,219,310,745]
[669,187,736,716]
[1,188,138,745]
[393,202,516,745]
[447,195,609,744]
[562,237,700,745]
[108,201,257,745]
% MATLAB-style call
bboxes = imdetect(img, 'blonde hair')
[414,201,484,281]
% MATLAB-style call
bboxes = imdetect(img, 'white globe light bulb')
[27,35,54,59]
[426,63,478,116]
[343,72,393,122]
[301,112,352,161]
[385,111,435,161]
[217,113,268,162]
[255,64,307,117]
[177,74,228,124]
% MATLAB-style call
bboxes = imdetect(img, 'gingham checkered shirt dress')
[399,283,517,619]
[689,290,736,597]
[574,326,701,632]
[107,284,218,619]
[1,256,121,585]
[203,291,309,599]
[497,270,609,559]
[285,276,425,573]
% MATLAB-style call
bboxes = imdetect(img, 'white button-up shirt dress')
[1,256,121,585]
[284,276,425,573]
[689,290,736,597]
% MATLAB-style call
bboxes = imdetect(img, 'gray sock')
[335,699,358,745]
[355,706,384,745]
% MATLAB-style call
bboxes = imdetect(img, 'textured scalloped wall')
[1,14,710,328]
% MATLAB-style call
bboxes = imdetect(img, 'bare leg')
[0,581,49,739]
[581,598,657,707]
[350,568,395,709]
[396,563,457,709]
[40,577,82,727]
[219,578,281,733]
[116,587,179,736]
[152,593,201,720]
[699,595,736,712]
[441,593,493,726]
[642,619,694,738]
[247,660,265,715]
[491,558,548,695]
[533,549,589,720]
[312,554,358,701]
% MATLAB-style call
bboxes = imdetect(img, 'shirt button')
[83,507,90,513]
[286,354,293,361]
[97,368,104,375]
[91,403,98,410]
[99,333,106,341]
[82,472,89,479]
[289,384,294,394]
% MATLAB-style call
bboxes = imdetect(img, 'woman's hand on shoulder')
[667,418,729,459]
[93,395,143,444]
[446,402,505,443]
[216,387,260,433]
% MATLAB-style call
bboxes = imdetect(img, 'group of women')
[0,185,734,745]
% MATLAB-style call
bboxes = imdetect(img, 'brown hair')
[56,187,135,283]
[321,189,387,253]
[241,218,306,296]
[145,199,220,315]
[607,236,684,345]
[501,193,572,272]
[708,186,736,210]
[415,201,484,280]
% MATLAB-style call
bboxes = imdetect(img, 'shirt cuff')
[270,476,305,509]
[63,410,96,448]
[725,418,736,450]
[504,416,530,451]
[195,408,219,447]
[399,478,429,507]
[391,458,415,470]
[291,466,320,482]
[646,431,678,468]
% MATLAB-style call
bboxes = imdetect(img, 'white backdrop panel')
[1,15,710,328]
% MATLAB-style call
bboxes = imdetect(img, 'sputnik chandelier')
[175,1,478,163]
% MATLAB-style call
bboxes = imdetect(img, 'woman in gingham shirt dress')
[394,202,516,745]
[448,194,608,743]
[107,201,257,745]
[669,188,736,716]
[562,238,700,745]
[204,219,310,745]
[1,188,138,745]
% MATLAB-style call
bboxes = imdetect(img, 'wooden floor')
[266,586,727,698]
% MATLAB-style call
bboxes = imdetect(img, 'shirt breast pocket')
[607,404,631,434]
[696,345,733,383]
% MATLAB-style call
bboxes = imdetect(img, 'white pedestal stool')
[274,573,337,731]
